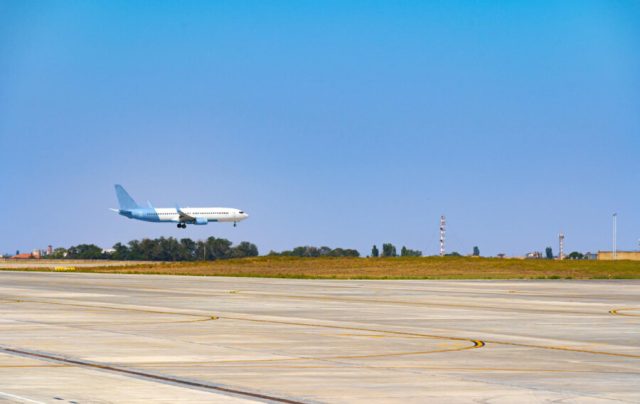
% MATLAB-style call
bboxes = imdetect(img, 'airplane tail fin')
[114,184,139,211]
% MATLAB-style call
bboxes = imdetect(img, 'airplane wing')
[175,205,195,223]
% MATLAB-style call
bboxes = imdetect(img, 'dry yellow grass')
[3,256,640,279]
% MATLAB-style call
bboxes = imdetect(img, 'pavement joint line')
[8,275,584,297]
[232,290,615,317]
[129,363,640,373]
[0,365,69,368]
[0,345,306,404]
[0,286,614,317]
[7,297,640,360]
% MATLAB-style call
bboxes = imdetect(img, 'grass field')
[2,256,640,279]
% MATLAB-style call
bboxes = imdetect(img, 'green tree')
[66,244,104,259]
[138,238,156,260]
[271,246,359,257]
[382,243,397,257]
[111,243,129,260]
[401,247,422,257]
[567,251,584,260]
[206,237,233,260]
[545,247,554,259]
[473,246,480,256]
[179,238,197,261]
[49,247,68,259]
[371,245,379,257]
[126,240,144,260]
[230,242,259,258]
[319,246,332,256]
[329,248,360,257]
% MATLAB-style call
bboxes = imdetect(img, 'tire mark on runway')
[0,298,484,361]
[0,346,305,404]
[137,340,484,363]
[8,296,479,346]
[216,313,486,348]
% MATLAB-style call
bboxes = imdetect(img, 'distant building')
[47,245,53,255]
[525,251,543,259]
[584,252,597,260]
[32,249,42,259]
[598,251,640,261]
[12,253,33,259]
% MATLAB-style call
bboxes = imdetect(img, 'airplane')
[111,184,249,229]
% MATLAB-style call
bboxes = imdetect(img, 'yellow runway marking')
[610,308,640,317]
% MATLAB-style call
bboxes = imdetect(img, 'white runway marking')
[0,391,46,404]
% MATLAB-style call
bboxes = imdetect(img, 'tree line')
[371,243,423,257]
[49,237,259,261]
[268,246,360,257]
[41,240,493,261]
[369,244,481,257]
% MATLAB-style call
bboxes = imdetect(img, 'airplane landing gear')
[177,223,186,229]
[233,222,237,227]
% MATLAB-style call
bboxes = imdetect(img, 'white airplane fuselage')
[112,185,249,229]
[123,207,247,224]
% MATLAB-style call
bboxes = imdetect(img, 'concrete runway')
[0,272,638,403]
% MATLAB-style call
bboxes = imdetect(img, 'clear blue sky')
[1,1,638,256]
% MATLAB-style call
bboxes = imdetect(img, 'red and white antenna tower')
[559,233,565,260]
[439,215,446,257]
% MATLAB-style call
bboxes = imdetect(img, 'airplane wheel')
[177,224,181,228]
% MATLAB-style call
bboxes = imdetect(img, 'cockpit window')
[239,211,244,214]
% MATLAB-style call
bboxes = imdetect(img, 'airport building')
[597,251,640,261]
[11,253,34,260]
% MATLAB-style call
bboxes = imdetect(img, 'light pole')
[612,213,617,260]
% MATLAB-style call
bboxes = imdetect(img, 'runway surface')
[0,272,638,403]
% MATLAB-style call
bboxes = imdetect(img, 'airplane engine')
[194,217,208,225]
